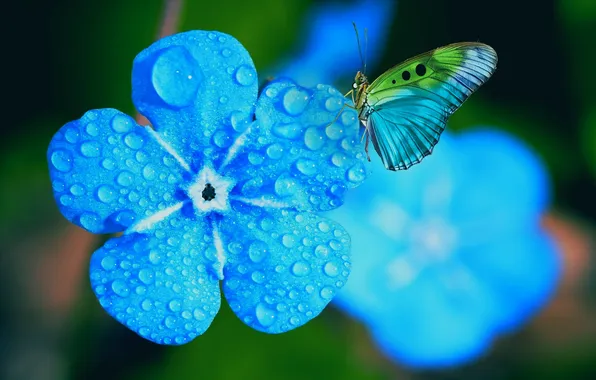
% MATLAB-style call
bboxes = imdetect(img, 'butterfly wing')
[365,42,497,170]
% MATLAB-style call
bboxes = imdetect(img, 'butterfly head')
[352,71,369,90]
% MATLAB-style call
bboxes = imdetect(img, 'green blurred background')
[2,0,596,379]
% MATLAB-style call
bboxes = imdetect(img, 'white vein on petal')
[127,202,184,234]
[218,125,252,172]
[211,221,226,280]
[231,195,290,209]
[146,127,191,172]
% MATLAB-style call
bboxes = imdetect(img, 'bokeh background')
[2,0,596,379]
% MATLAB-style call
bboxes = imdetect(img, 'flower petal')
[48,109,186,233]
[460,228,561,333]
[224,79,366,212]
[90,216,221,344]
[220,208,350,333]
[132,30,258,167]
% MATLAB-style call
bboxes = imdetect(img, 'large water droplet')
[96,185,116,203]
[112,280,130,297]
[325,97,343,112]
[248,241,269,263]
[304,127,325,150]
[266,143,284,159]
[102,158,116,170]
[235,64,256,86]
[289,316,300,326]
[50,150,73,172]
[230,110,251,132]
[164,316,177,329]
[330,152,348,167]
[117,170,134,186]
[282,234,296,248]
[274,175,297,197]
[64,127,80,143]
[295,158,317,176]
[213,130,231,148]
[142,164,156,180]
[325,123,344,140]
[193,308,206,321]
[80,141,101,157]
[70,183,85,196]
[323,262,340,277]
[141,299,153,311]
[320,286,334,300]
[282,87,310,116]
[101,256,116,270]
[347,163,366,183]
[85,123,99,137]
[152,46,201,108]
[255,303,276,327]
[251,271,265,284]
[138,268,154,284]
[272,123,302,139]
[124,132,144,150]
[111,114,134,133]
[79,212,101,231]
[291,261,311,277]
[169,299,182,312]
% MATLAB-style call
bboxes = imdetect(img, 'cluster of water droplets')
[222,210,350,333]
[89,222,221,344]
[48,109,185,233]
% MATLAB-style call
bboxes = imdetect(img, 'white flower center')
[187,165,235,214]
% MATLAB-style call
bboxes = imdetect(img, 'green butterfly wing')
[364,42,498,170]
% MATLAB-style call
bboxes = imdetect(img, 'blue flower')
[47,30,367,344]
[273,0,395,87]
[325,128,561,368]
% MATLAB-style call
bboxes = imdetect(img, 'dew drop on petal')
[323,262,339,277]
[295,158,317,176]
[291,261,311,277]
[152,46,201,108]
[96,185,117,203]
[347,163,366,183]
[272,123,302,139]
[255,303,276,327]
[248,241,269,263]
[50,150,73,172]
[111,280,130,297]
[79,212,101,230]
[320,286,334,300]
[85,123,99,137]
[169,299,181,312]
[266,143,284,159]
[304,127,325,150]
[124,132,144,150]
[324,97,343,112]
[282,87,310,116]
[101,256,117,270]
[111,114,134,133]
[274,176,297,197]
[138,269,154,284]
[235,64,256,86]
[116,170,134,186]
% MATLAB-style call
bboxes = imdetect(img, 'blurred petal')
[48,109,185,233]
[132,30,258,167]
[220,208,350,333]
[224,79,366,212]
[89,216,220,344]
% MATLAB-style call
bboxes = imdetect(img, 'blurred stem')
[136,0,185,125]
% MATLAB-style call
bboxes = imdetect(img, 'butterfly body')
[350,42,498,171]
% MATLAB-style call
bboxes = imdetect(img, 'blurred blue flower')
[273,0,395,87]
[47,30,367,344]
[325,128,561,368]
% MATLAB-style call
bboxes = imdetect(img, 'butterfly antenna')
[363,27,369,75]
[352,22,365,73]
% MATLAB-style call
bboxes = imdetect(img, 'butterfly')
[343,27,498,171]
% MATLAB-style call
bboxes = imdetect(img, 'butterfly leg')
[364,133,371,162]
[324,102,357,129]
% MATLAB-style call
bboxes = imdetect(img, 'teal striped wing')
[365,42,498,170]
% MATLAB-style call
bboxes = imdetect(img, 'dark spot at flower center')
[202,183,216,201]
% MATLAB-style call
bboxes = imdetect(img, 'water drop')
[70,184,85,196]
[235,65,256,86]
[325,123,344,140]
[282,87,310,116]
[59,195,73,206]
[148,250,162,264]
[101,256,117,270]
[152,46,201,108]
[341,110,357,126]
[247,152,264,166]
[229,110,250,132]
[117,170,134,186]
[265,87,278,98]
[282,234,296,248]
[164,316,177,329]
[111,280,130,297]
[272,123,302,139]
[320,286,334,300]
[221,48,232,57]
[347,163,366,183]
[79,212,101,231]
[291,261,311,277]
[295,158,317,176]
[248,241,269,263]
[274,175,297,197]
[323,262,340,277]
[142,164,156,180]
[169,299,181,312]
[102,158,116,170]
[85,123,99,136]
[213,130,231,148]
[96,185,116,203]
[111,114,133,133]
[324,97,343,112]
[194,308,206,321]
[289,316,300,326]
[50,150,73,172]
[266,143,284,159]
[315,245,329,257]
[330,152,347,167]
[138,269,154,284]
[124,132,144,149]
[251,271,265,284]
[65,127,80,143]
[304,127,325,150]
[255,303,276,327]
[80,141,101,157]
